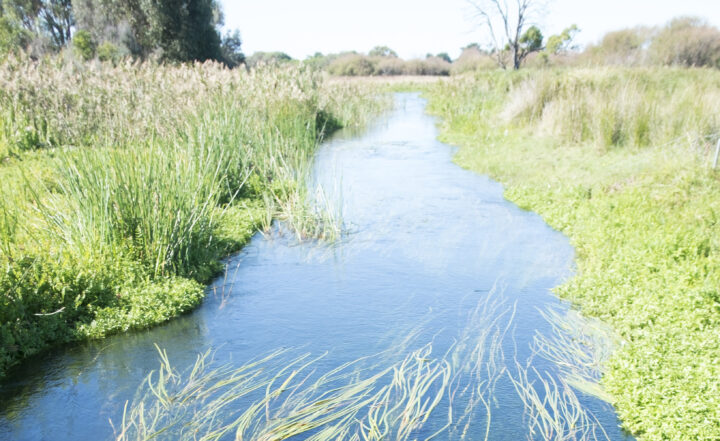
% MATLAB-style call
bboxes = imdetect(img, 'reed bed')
[427,68,720,440]
[0,56,388,377]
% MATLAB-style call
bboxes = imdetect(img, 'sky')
[219,0,720,60]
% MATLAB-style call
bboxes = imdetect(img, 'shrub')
[376,57,405,75]
[416,57,451,76]
[450,46,497,74]
[582,28,649,66]
[327,54,377,76]
[649,17,720,68]
[97,41,121,63]
[245,51,292,67]
[0,17,32,59]
[72,30,96,61]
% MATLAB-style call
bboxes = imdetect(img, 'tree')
[0,15,32,57]
[468,0,545,69]
[72,0,225,62]
[368,45,397,57]
[220,29,243,67]
[40,0,73,46]
[3,0,74,48]
[2,0,234,62]
[72,0,131,52]
[436,52,452,63]
[518,25,542,57]
[545,24,578,54]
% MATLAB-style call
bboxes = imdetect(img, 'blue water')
[0,93,633,440]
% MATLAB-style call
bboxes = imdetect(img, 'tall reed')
[0,56,388,376]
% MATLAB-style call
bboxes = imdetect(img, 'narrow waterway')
[0,93,632,440]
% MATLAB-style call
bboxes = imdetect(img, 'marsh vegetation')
[1,6,719,441]
[427,68,720,440]
[0,55,388,377]
[115,293,617,441]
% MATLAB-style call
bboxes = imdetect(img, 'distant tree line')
[317,16,720,76]
[0,0,244,65]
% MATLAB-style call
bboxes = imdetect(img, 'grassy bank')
[426,68,720,440]
[0,56,387,377]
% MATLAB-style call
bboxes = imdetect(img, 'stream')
[0,93,633,440]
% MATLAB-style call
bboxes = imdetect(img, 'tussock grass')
[0,56,388,377]
[427,68,720,440]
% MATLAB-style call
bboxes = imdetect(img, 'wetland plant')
[0,56,389,376]
[113,293,613,441]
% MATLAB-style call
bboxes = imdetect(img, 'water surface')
[0,93,632,440]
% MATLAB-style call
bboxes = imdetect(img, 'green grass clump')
[0,56,388,377]
[426,68,720,440]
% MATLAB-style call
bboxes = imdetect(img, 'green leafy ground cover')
[426,69,720,440]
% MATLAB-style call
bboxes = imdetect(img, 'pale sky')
[219,0,720,60]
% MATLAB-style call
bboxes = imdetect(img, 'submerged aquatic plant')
[113,291,614,441]
[532,308,620,403]
[114,345,451,441]
[509,365,610,441]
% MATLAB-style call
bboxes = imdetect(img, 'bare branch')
[467,0,546,69]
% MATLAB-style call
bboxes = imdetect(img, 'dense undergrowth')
[427,68,720,441]
[0,56,387,377]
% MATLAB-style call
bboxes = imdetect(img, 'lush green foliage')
[1,0,239,64]
[71,29,95,60]
[545,25,579,55]
[426,68,720,440]
[0,16,31,57]
[0,56,386,377]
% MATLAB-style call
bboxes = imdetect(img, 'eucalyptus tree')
[72,0,225,62]
[468,0,545,69]
[2,0,73,47]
